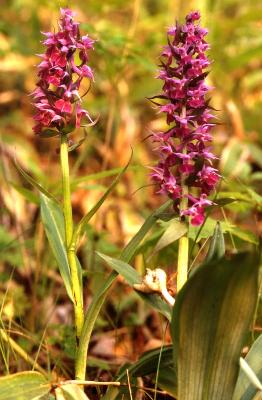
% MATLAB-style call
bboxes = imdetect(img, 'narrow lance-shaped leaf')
[70,165,143,191]
[40,193,73,302]
[71,151,133,247]
[171,252,259,400]
[151,219,187,257]
[9,182,40,205]
[14,158,59,204]
[96,252,171,320]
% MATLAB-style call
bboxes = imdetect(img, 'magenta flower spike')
[150,11,220,226]
[32,8,94,137]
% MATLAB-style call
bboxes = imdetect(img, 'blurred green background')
[0,0,261,378]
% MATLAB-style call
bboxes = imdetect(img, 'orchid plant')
[0,7,260,400]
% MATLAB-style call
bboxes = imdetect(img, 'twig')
[59,379,168,395]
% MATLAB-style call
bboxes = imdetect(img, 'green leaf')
[60,384,90,400]
[40,193,73,302]
[9,182,40,204]
[72,152,132,247]
[14,158,59,204]
[129,345,173,377]
[246,143,262,169]
[171,252,259,400]
[102,345,176,400]
[96,252,171,320]
[214,198,236,207]
[151,219,187,255]
[157,368,177,398]
[70,165,143,190]
[205,222,225,263]
[230,227,259,245]
[39,129,60,138]
[188,217,233,242]
[76,201,172,380]
[120,200,173,262]
[233,334,262,400]
[68,133,87,152]
[0,372,50,400]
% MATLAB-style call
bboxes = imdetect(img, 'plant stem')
[177,185,189,292]
[60,135,84,341]
[177,106,189,292]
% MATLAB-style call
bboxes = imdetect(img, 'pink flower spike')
[150,10,219,225]
[33,7,95,136]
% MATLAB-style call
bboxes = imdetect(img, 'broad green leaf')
[171,252,259,400]
[60,384,90,400]
[76,201,172,380]
[14,159,59,204]
[97,252,171,320]
[233,334,262,400]
[0,372,50,400]
[205,222,225,263]
[40,193,73,302]
[152,219,187,255]
[55,387,65,400]
[72,152,132,247]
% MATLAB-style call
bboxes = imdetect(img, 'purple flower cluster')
[150,11,219,225]
[32,8,94,136]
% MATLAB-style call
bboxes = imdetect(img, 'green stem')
[177,105,189,292]
[60,135,84,341]
[177,186,189,292]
